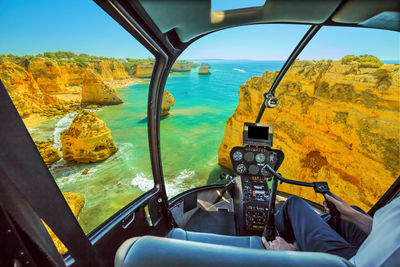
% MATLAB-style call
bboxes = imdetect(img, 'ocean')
[29,60,285,233]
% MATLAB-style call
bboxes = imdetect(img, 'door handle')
[121,212,135,229]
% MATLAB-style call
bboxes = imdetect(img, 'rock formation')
[81,70,122,104]
[161,90,176,116]
[134,62,154,78]
[34,141,61,168]
[43,192,85,254]
[218,58,399,211]
[0,57,128,118]
[60,110,118,163]
[198,65,211,75]
[172,61,191,72]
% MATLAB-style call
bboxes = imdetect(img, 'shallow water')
[30,60,284,233]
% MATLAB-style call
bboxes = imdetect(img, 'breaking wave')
[233,68,246,72]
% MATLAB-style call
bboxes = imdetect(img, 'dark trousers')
[274,196,368,259]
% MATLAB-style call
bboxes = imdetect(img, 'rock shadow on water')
[138,116,170,124]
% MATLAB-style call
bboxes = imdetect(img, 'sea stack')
[161,90,175,116]
[60,110,118,163]
[198,63,211,75]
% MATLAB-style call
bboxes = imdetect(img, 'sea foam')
[233,68,246,72]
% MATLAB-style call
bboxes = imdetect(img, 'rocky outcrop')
[172,61,191,72]
[218,59,400,211]
[81,70,122,104]
[135,63,154,78]
[44,192,85,254]
[34,141,61,168]
[0,57,128,118]
[199,65,211,75]
[161,90,176,116]
[60,110,118,163]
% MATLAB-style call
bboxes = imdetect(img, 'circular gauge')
[236,164,246,174]
[244,152,255,162]
[268,152,277,164]
[232,151,243,161]
[249,164,259,175]
[255,153,266,163]
[261,167,270,177]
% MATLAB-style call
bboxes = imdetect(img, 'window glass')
[270,26,400,211]
[0,0,154,240]
[217,26,399,211]
[160,25,309,198]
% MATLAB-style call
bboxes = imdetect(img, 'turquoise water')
[30,60,284,233]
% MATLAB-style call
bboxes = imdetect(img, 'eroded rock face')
[34,141,61,168]
[218,59,400,210]
[135,63,154,78]
[61,110,118,163]
[0,57,127,118]
[81,70,122,104]
[43,192,85,254]
[161,90,175,116]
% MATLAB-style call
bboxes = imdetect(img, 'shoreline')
[23,77,142,130]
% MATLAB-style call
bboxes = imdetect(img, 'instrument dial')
[232,151,243,161]
[267,152,277,164]
[244,152,255,162]
[236,164,246,174]
[255,153,266,163]
[249,164,259,175]
[261,167,270,177]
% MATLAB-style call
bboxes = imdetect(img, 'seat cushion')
[166,228,264,249]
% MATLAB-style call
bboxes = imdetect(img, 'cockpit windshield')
[0,0,399,254]
[162,25,400,213]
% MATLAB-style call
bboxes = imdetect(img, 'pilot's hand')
[324,193,354,221]
[262,236,297,251]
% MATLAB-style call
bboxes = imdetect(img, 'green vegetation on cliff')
[340,54,383,68]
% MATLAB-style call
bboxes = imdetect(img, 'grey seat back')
[115,236,353,267]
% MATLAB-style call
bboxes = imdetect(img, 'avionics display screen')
[248,125,269,140]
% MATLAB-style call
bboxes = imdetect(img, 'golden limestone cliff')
[218,59,400,211]
[43,192,85,254]
[0,57,129,118]
[172,61,191,72]
[161,89,176,116]
[135,63,154,78]
[60,110,118,163]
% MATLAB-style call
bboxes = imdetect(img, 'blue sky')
[0,0,398,61]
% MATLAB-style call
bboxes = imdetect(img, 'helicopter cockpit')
[1,0,399,267]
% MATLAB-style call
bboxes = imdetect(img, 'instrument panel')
[231,146,284,234]
[230,146,283,178]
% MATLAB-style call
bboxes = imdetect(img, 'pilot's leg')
[274,196,358,259]
[327,206,368,247]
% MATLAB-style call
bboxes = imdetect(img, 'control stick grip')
[324,192,340,217]
[313,182,340,217]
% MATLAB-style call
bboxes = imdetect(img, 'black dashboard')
[230,145,284,235]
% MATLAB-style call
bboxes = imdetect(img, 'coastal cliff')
[218,58,400,210]
[60,110,118,163]
[0,56,131,118]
